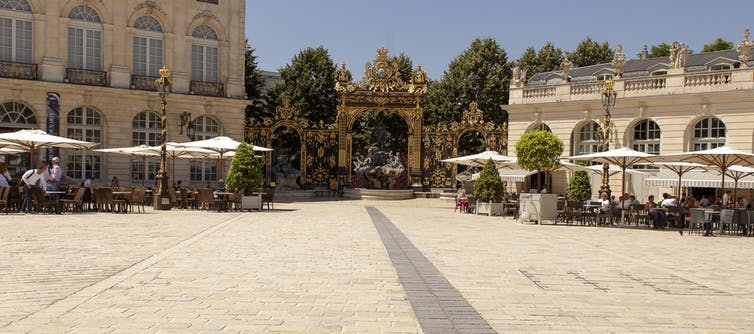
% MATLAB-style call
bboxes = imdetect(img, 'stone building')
[506,33,754,200]
[0,0,247,186]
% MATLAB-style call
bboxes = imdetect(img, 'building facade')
[0,0,248,186]
[506,33,754,198]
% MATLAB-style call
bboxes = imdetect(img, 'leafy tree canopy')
[473,158,504,202]
[571,37,613,67]
[516,42,563,76]
[278,46,338,125]
[243,41,265,122]
[226,142,263,195]
[425,37,511,126]
[702,38,734,53]
[515,130,563,173]
[566,170,592,201]
[389,52,414,83]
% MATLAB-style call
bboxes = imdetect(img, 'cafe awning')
[644,169,754,188]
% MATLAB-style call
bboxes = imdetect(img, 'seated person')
[735,196,750,209]
[646,195,665,229]
[698,195,710,207]
[456,188,469,213]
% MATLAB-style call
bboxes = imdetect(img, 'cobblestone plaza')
[1,199,753,333]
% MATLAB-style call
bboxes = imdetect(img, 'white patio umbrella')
[175,136,272,179]
[0,147,25,154]
[94,145,159,186]
[0,129,98,165]
[585,164,647,176]
[566,147,655,199]
[647,146,754,200]
[142,143,218,185]
[441,150,517,168]
[725,165,754,206]
[634,162,706,198]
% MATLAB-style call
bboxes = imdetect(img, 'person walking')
[21,160,48,213]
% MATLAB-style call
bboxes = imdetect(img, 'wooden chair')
[60,187,86,213]
[0,186,8,214]
[629,204,649,227]
[168,188,178,208]
[129,187,147,213]
[262,188,275,210]
[32,186,55,213]
[688,208,706,236]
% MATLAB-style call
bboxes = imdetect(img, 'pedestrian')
[21,160,48,213]
[48,157,63,199]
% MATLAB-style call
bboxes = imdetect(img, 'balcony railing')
[65,68,108,86]
[131,74,159,91]
[523,86,556,99]
[624,77,666,91]
[570,82,605,95]
[685,70,732,87]
[0,61,38,80]
[190,80,225,97]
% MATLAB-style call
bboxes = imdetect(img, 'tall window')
[0,0,33,63]
[132,111,161,183]
[631,119,661,169]
[191,24,219,83]
[66,107,101,179]
[0,101,35,173]
[132,16,163,77]
[692,117,726,151]
[190,116,220,183]
[574,121,602,156]
[67,5,102,71]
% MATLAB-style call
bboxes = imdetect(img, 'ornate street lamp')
[599,79,617,196]
[154,66,173,210]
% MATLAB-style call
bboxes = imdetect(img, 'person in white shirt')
[722,190,732,208]
[21,160,48,213]
[48,157,63,199]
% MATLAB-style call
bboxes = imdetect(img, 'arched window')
[132,111,161,182]
[692,117,726,151]
[631,119,661,169]
[0,101,35,131]
[132,16,163,77]
[527,122,551,133]
[67,5,102,71]
[0,0,33,63]
[191,24,219,83]
[66,107,101,179]
[574,121,602,156]
[190,116,220,183]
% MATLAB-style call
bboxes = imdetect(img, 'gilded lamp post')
[154,66,172,210]
[599,79,617,196]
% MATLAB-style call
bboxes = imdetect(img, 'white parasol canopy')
[0,129,98,165]
[566,147,655,199]
[94,145,159,186]
[646,146,754,197]
[635,161,706,198]
[441,150,517,168]
[0,147,25,154]
[174,136,272,178]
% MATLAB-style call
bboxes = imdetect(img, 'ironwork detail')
[0,61,37,80]
[131,74,159,91]
[66,68,107,86]
[190,80,224,97]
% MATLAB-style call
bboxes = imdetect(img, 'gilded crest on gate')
[362,47,405,92]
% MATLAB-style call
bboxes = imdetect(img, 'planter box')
[241,194,261,210]
[476,200,504,216]
[518,193,558,224]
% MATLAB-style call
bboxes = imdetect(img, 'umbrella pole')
[721,170,726,207]
[171,155,176,187]
[621,167,627,225]
[677,171,683,199]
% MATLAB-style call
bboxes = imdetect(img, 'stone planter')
[476,200,504,216]
[241,194,261,210]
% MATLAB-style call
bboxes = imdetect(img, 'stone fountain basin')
[345,189,415,200]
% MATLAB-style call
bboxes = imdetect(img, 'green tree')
[425,37,511,126]
[514,130,563,192]
[389,52,413,83]
[516,42,563,76]
[571,37,613,67]
[517,46,539,78]
[226,142,263,195]
[243,41,265,122]
[278,46,338,124]
[473,158,504,202]
[645,43,671,58]
[702,38,734,52]
[566,171,592,201]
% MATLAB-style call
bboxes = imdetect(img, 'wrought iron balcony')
[0,61,38,80]
[190,80,225,97]
[131,74,160,91]
[66,68,108,86]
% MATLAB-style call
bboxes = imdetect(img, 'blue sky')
[247,0,753,80]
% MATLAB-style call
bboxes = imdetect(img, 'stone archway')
[334,47,428,187]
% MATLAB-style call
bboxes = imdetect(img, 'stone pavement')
[0,199,753,333]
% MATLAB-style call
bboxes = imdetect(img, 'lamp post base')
[153,194,171,210]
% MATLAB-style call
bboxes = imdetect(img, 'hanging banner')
[46,92,60,161]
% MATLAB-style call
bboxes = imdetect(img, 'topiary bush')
[226,142,263,195]
[473,158,504,202]
[566,170,591,201]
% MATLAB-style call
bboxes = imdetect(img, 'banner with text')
[46,92,60,161]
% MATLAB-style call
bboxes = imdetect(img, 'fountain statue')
[353,146,405,189]
[271,155,300,190]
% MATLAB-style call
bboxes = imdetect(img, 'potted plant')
[473,158,505,216]
[515,130,563,223]
[226,142,263,210]
[567,169,592,202]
